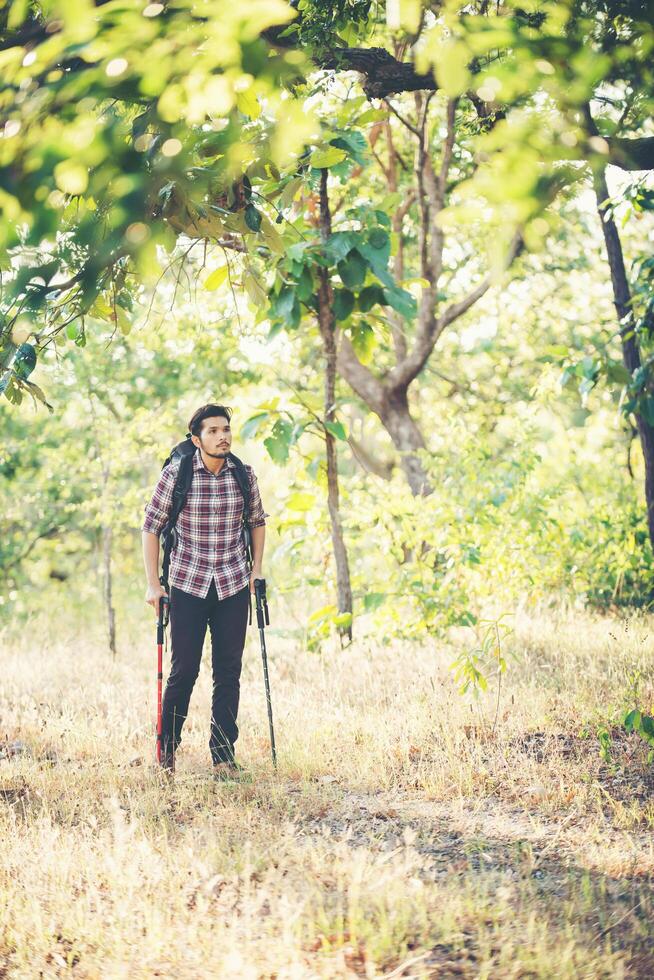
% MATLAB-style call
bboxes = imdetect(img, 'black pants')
[161,581,250,765]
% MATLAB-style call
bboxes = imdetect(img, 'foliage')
[0,0,314,395]
[0,316,254,609]
[450,614,515,705]
[624,708,654,763]
[2,0,654,656]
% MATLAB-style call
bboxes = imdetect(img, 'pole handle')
[254,578,270,628]
[157,593,170,642]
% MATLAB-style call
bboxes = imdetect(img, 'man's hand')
[145,583,168,617]
[249,567,262,593]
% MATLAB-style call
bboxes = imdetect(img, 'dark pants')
[161,581,250,765]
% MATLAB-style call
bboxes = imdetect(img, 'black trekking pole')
[253,578,277,768]
[156,592,170,766]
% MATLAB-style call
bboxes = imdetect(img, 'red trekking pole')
[156,593,170,764]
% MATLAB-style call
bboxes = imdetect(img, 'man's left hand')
[249,568,262,593]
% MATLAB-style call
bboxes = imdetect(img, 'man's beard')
[203,446,230,458]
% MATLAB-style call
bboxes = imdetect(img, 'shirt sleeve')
[141,462,179,537]
[247,466,270,528]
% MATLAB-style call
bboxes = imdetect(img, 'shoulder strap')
[160,441,195,589]
[227,452,251,519]
[227,452,253,572]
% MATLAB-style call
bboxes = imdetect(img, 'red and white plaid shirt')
[142,449,269,599]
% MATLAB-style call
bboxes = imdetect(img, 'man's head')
[188,403,233,459]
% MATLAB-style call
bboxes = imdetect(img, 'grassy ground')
[1,603,654,978]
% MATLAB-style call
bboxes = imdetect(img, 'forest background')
[1,0,653,656]
[1,1,654,975]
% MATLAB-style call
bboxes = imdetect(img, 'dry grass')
[1,603,654,978]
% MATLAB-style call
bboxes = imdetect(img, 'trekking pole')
[156,593,170,764]
[254,578,277,768]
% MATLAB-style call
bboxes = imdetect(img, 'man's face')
[193,415,232,458]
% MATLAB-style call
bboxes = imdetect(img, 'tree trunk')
[318,169,353,642]
[594,166,654,550]
[100,458,117,658]
[379,386,431,496]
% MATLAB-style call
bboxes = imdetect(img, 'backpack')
[159,435,252,590]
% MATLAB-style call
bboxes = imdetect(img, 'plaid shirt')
[142,449,269,599]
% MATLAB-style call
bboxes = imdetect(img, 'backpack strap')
[228,452,253,570]
[160,447,194,590]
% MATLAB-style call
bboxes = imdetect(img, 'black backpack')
[159,435,252,590]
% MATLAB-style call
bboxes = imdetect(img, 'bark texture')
[594,166,654,550]
[318,169,353,641]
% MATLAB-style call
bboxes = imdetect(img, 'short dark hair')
[188,404,233,437]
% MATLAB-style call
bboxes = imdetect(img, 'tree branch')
[336,333,386,416]
[2,525,60,573]
[438,231,524,330]
[386,230,523,392]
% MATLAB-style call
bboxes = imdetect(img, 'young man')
[141,403,269,776]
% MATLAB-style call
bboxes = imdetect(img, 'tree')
[272,0,654,535]
[0,0,313,394]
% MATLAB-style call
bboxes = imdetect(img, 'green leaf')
[308,603,337,626]
[456,610,478,626]
[544,344,569,358]
[310,146,347,168]
[259,215,284,253]
[22,379,54,413]
[606,361,631,385]
[288,296,301,329]
[382,285,417,318]
[363,592,385,612]
[625,709,639,731]
[357,284,385,312]
[570,408,591,427]
[236,87,260,119]
[286,241,310,263]
[263,436,288,466]
[357,108,387,124]
[358,236,392,281]
[329,132,368,166]
[296,266,314,302]
[350,321,376,364]
[641,714,654,740]
[265,418,294,464]
[436,40,472,97]
[337,249,367,289]
[369,228,389,250]
[240,412,269,440]
[270,286,296,320]
[287,491,316,511]
[324,420,347,441]
[116,310,131,336]
[243,271,268,307]
[333,289,355,321]
[204,265,228,290]
[245,203,262,232]
[279,176,303,211]
[12,343,36,379]
[390,0,422,33]
[325,232,356,263]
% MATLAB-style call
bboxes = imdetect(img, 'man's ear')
[190,434,200,449]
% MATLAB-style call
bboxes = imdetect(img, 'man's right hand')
[145,583,168,617]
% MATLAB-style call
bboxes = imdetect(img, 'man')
[141,403,269,777]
